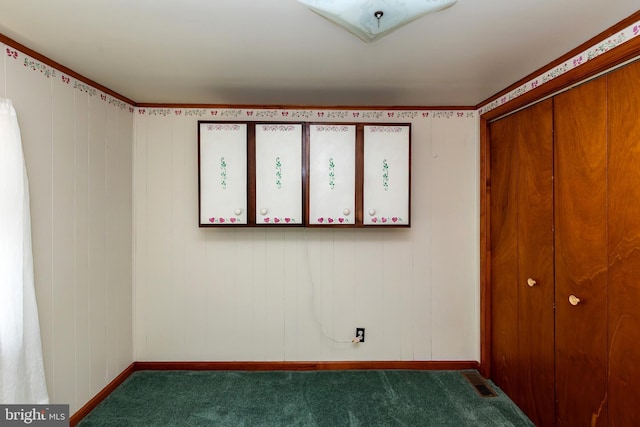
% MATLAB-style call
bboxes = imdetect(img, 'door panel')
[308,124,356,225]
[199,123,248,225]
[515,100,555,427]
[607,60,640,427]
[363,125,410,225]
[489,100,554,427]
[489,115,520,402]
[255,124,303,225]
[554,78,608,427]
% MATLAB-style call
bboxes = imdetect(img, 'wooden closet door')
[489,99,554,427]
[607,60,640,426]
[515,100,555,427]
[489,111,520,401]
[554,78,608,427]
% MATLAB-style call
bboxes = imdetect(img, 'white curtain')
[0,97,49,404]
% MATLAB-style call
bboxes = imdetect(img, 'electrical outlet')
[356,328,365,343]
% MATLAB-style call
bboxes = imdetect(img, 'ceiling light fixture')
[298,0,459,42]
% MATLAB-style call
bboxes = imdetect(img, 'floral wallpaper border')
[137,108,477,120]
[478,19,640,115]
[3,44,135,113]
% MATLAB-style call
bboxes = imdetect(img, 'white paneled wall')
[1,44,134,413]
[134,110,479,362]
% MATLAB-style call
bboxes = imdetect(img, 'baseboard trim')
[70,360,479,424]
[69,362,136,427]
[134,360,479,371]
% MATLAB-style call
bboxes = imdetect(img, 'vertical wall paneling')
[251,228,268,360]
[321,230,338,358]
[73,90,91,410]
[331,229,357,355]
[181,119,209,360]
[234,229,259,357]
[132,110,148,360]
[116,106,133,372]
[51,73,76,407]
[144,114,175,359]
[167,113,189,359]
[380,231,409,359]
[430,114,480,360]
[203,227,224,359]
[283,230,303,360]
[170,112,186,347]
[396,229,415,360]
[296,229,326,360]
[264,230,286,360]
[353,230,384,359]
[3,48,134,413]
[87,94,107,395]
[133,110,479,362]
[409,118,432,360]
[105,102,118,378]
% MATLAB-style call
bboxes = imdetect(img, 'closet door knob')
[527,278,537,287]
[569,295,581,306]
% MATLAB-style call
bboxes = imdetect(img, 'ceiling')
[0,1,638,106]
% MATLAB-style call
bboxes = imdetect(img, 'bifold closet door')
[608,59,640,426]
[554,77,608,427]
[489,99,554,427]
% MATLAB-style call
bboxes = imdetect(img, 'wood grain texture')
[133,360,480,371]
[489,100,554,426]
[554,78,608,427]
[479,11,640,411]
[479,117,491,378]
[514,100,555,427]
[489,109,520,404]
[69,363,136,427]
[607,59,640,427]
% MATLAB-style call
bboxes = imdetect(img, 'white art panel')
[363,125,410,225]
[199,122,247,225]
[308,124,356,225]
[255,124,303,225]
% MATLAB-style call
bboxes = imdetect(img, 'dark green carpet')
[78,370,533,426]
